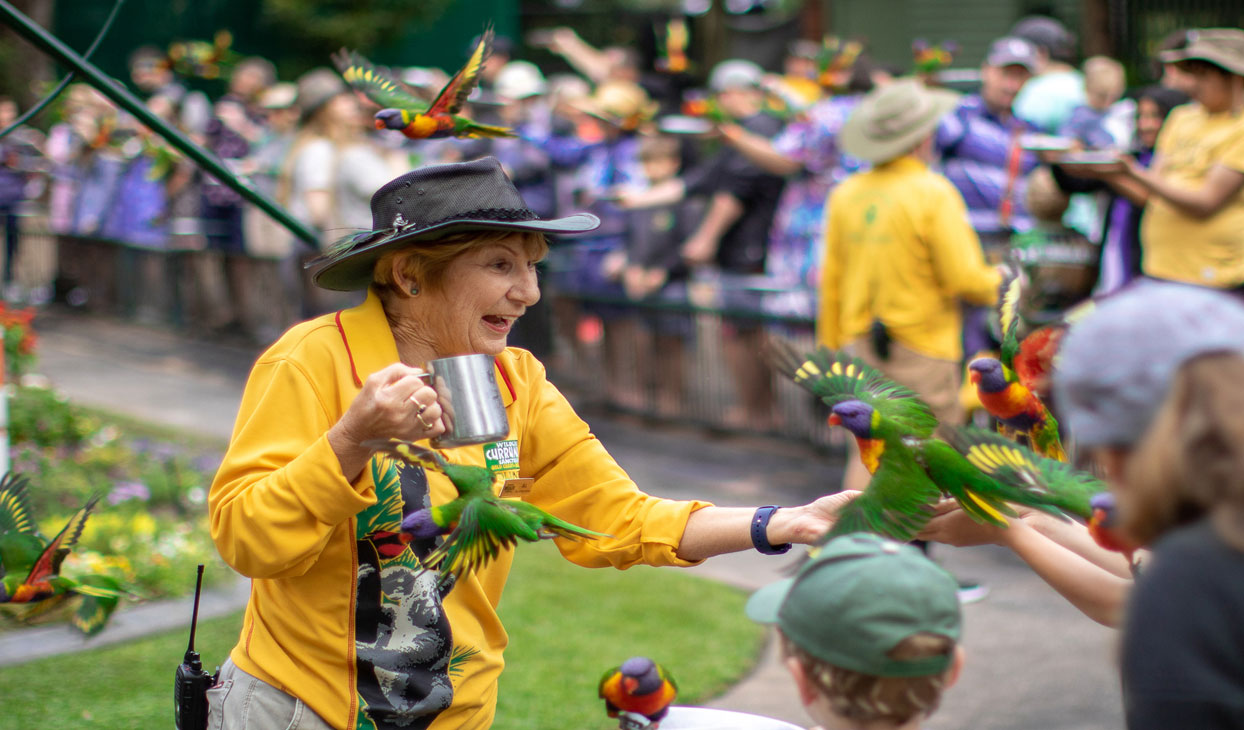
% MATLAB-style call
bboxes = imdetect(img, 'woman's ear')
[390,253,419,297]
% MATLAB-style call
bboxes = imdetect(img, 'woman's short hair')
[780,631,955,724]
[372,230,548,296]
[1123,352,1244,550]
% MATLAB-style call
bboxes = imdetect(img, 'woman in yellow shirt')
[1119,29,1244,288]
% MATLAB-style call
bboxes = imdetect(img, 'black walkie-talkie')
[174,564,217,730]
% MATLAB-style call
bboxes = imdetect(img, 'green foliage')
[0,544,767,728]
[259,0,454,57]
[8,384,100,452]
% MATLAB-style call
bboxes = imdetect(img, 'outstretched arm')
[719,123,803,176]
[675,491,860,562]
[1123,156,1244,219]
[919,502,1131,627]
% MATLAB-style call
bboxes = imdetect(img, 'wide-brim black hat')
[307,157,600,291]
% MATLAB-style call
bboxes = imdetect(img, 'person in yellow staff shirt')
[819,78,1005,493]
[1119,28,1244,289]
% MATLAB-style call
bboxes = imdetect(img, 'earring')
[409,284,419,296]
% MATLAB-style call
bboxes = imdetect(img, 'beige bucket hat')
[839,78,960,164]
[572,80,658,130]
[1160,27,1244,76]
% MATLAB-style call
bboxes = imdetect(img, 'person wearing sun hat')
[747,533,964,729]
[1104,27,1244,292]
[207,157,860,729]
[821,77,1004,497]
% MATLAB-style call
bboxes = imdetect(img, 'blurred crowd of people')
[0,18,1240,426]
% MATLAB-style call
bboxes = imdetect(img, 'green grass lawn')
[0,542,766,728]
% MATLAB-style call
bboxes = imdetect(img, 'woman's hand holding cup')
[329,363,445,480]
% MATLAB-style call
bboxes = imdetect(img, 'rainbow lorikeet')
[1086,492,1140,568]
[331,30,514,141]
[0,474,126,635]
[772,344,1072,542]
[969,276,1067,461]
[655,18,691,74]
[362,439,609,587]
[817,36,864,91]
[599,656,678,724]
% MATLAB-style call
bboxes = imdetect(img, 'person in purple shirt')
[936,36,1042,243]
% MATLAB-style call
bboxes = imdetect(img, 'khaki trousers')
[206,658,334,730]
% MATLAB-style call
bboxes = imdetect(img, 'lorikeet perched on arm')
[0,473,126,635]
[599,656,678,724]
[968,276,1067,461]
[362,439,609,587]
[331,29,514,140]
[772,343,1081,543]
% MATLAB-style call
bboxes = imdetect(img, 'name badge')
[498,478,534,498]
[484,439,522,495]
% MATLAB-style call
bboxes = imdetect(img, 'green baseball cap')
[746,533,961,678]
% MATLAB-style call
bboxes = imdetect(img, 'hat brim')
[744,578,794,625]
[1159,47,1244,76]
[309,213,601,291]
[839,88,960,164]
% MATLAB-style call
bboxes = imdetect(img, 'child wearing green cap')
[746,533,964,730]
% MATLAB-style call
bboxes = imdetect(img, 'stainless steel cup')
[421,354,511,448]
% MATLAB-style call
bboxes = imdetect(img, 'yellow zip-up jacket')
[818,156,1001,361]
[209,289,710,730]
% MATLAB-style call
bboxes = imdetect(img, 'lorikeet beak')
[374,119,386,130]
[622,677,639,693]
[968,370,981,385]
[827,413,842,427]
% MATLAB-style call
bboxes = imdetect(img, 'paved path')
[8,309,1124,729]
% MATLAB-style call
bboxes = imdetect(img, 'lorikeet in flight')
[599,656,678,724]
[0,473,126,635]
[969,276,1067,461]
[332,30,514,140]
[772,344,1090,542]
[363,439,609,587]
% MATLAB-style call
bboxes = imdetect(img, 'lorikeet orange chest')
[599,657,678,722]
[857,437,885,474]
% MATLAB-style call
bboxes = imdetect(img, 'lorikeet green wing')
[916,438,1023,526]
[998,274,1023,373]
[826,443,942,542]
[421,497,531,584]
[946,427,1106,519]
[71,574,124,636]
[771,342,939,437]
[0,472,35,538]
[331,49,427,112]
[427,27,491,117]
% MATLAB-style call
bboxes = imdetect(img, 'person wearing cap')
[1107,28,1244,291]
[936,36,1042,242]
[822,78,1003,495]
[279,67,400,316]
[717,49,880,321]
[747,533,964,729]
[1010,15,1087,134]
[621,59,787,428]
[1049,279,1244,727]
[208,157,856,730]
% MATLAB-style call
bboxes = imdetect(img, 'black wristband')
[751,505,792,555]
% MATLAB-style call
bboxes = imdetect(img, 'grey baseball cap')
[1053,280,1244,448]
[985,36,1041,72]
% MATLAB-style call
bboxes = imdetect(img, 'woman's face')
[416,235,541,357]
[1182,62,1239,112]
[1135,97,1165,149]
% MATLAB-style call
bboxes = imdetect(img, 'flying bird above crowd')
[331,29,515,140]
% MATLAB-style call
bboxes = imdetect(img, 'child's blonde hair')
[1083,56,1126,106]
[780,632,956,725]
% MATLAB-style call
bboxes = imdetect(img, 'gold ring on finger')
[417,413,434,429]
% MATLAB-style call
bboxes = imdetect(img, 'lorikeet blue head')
[828,400,876,438]
[620,656,662,695]
[401,508,444,539]
[374,108,406,130]
[969,358,1008,393]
